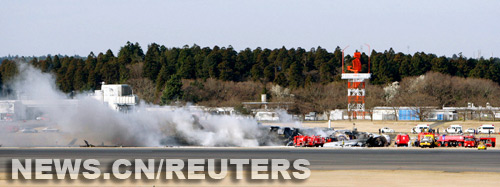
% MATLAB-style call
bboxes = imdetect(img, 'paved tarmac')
[1,147,499,172]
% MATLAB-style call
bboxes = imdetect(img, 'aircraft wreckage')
[266,125,391,147]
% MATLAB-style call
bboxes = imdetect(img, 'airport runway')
[1,148,499,172]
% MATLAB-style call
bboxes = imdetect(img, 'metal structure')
[341,45,371,120]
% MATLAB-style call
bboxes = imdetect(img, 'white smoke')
[3,61,275,147]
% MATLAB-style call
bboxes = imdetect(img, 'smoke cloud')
[1,61,278,147]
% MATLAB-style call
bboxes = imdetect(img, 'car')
[380,127,394,133]
[42,127,59,133]
[411,124,430,134]
[478,141,487,150]
[445,125,462,134]
[464,128,475,133]
[36,116,49,121]
[21,128,38,133]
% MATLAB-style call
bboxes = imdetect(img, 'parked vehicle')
[293,135,325,147]
[445,125,463,134]
[478,141,487,150]
[380,127,394,133]
[395,134,410,147]
[412,124,430,134]
[478,137,496,147]
[419,134,437,148]
[437,135,465,147]
[416,132,438,147]
[464,135,478,148]
[477,124,495,134]
[294,135,308,147]
[464,128,475,133]
[42,127,59,133]
[313,135,326,147]
[21,128,38,133]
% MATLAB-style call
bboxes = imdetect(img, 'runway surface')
[1,147,499,172]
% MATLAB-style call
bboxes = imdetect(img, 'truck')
[419,134,437,148]
[464,135,478,148]
[437,135,465,147]
[445,125,463,134]
[294,135,308,147]
[293,135,325,147]
[312,135,326,147]
[395,134,410,147]
[479,137,496,147]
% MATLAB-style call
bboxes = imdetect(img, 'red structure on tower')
[341,46,371,120]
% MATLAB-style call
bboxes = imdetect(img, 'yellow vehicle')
[419,134,437,148]
[478,141,487,150]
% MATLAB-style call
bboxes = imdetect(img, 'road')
[1,147,499,172]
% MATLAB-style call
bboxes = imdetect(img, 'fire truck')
[416,131,440,148]
[479,137,496,147]
[437,135,465,147]
[464,135,478,148]
[395,134,410,147]
[293,135,325,147]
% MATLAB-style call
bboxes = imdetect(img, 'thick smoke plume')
[3,61,278,147]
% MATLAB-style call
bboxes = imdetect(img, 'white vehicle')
[464,128,475,133]
[304,112,317,121]
[477,124,495,134]
[380,127,395,133]
[411,124,430,134]
[42,127,59,133]
[21,128,38,133]
[445,125,463,134]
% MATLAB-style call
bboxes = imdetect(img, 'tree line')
[1,42,500,106]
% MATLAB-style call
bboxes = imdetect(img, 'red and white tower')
[341,46,371,120]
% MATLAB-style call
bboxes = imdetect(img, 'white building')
[0,100,20,121]
[372,107,397,121]
[329,109,348,120]
[91,84,138,112]
[255,111,280,121]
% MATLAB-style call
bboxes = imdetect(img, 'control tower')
[341,47,371,120]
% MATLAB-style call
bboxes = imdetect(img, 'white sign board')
[341,73,372,79]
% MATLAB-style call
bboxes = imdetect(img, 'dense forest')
[1,42,500,114]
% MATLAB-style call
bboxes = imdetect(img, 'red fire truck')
[437,135,465,147]
[395,134,410,147]
[294,135,325,147]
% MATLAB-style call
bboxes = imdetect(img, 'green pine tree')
[160,74,183,105]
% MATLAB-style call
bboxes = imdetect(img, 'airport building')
[90,83,138,112]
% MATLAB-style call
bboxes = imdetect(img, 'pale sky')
[1,0,499,58]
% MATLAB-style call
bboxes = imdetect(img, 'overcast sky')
[1,0,499,58]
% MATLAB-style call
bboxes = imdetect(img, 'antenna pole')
[364,44,371,73]
[342,46,349,73]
